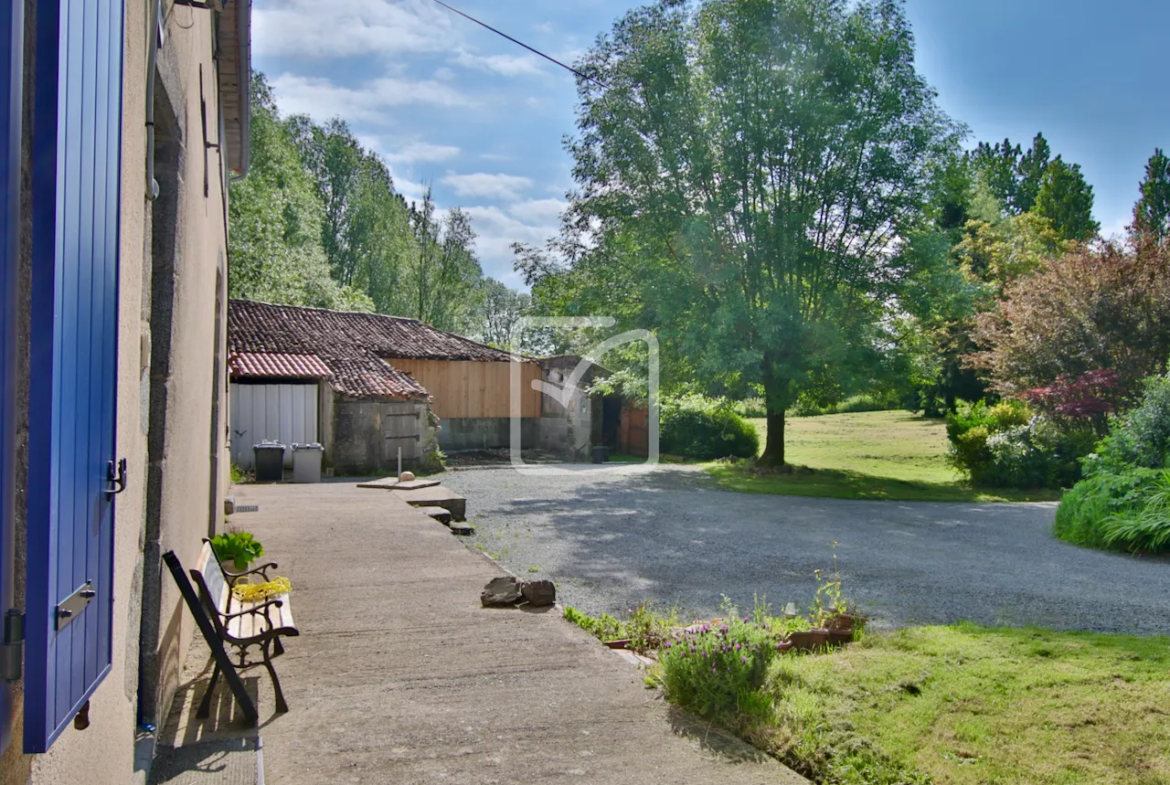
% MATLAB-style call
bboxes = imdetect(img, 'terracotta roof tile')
[228,300,528,400]
[228,352,332,379]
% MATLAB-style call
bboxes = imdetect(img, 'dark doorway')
[601,396,622,451]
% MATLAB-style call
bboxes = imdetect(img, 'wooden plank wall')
[389,359,542,419]
[618,405,650,457]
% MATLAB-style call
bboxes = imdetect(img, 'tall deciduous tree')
[1133,148,1170,244]
[564,0,955,465]
[476,278,532,348]
[969,139,1022,213]
[228,74,372,310]
[1016,133,1051,213]
[1034,156,1100,241]
[968,238,1170,397]
[286,117,417,314]
[966,132,1051,215]
[406,191,485,334]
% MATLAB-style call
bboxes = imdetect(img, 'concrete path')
[227,482,805,785]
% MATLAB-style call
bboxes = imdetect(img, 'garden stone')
[521,579,556,607]
[481,576,523,607]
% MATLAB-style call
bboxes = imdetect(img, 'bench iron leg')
[273,636,285,657]
[261,639,289,713]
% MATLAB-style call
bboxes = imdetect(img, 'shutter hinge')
[2,610,25,682]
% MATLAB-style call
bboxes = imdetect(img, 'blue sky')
[253,0,1170,289]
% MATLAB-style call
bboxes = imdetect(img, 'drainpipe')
[145,0,160,201]
[228,0,251,183]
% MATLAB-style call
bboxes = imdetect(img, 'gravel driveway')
[442,464,1170,635]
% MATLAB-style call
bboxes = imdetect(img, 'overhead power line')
[428,0,607,88]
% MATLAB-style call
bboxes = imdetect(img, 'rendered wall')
[0,2,231,783]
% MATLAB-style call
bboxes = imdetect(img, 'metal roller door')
[229,383,319,470]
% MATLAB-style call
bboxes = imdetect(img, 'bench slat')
[226,594,295,640]
[196,542,231,615]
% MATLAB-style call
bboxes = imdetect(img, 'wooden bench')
[163,540,299,719]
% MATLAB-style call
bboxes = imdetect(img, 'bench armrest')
[224,561,279,583]
[222,598,284,620]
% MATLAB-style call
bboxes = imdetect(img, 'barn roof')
[228,300,526,399]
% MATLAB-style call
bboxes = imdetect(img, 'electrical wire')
[428,0,607,88]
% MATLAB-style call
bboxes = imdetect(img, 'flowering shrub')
[946,399,1095,488]
[1056,371,1170,552]
[1023,369,1124,428]
[657,616,778,721]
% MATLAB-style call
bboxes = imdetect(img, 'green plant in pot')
[211,531,265,571]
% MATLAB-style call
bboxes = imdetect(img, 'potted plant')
[825,606,868,643]
[787,627,830,652]
[774,616,827,652]
[210,530,265,572]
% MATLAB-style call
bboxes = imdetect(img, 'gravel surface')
[442,464,1170,635]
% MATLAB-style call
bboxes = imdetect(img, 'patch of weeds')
[563,606,627,643]
[527,565,541,573]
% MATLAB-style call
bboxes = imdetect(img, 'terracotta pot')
[787,629,830,652]
[826,629,853,646]
[604,639,632,649]
[825,613,866,632]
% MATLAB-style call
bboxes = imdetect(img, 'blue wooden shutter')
[25,0,124,753]
[0,0,25,758]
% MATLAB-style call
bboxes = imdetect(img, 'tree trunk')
[759,407,786,466]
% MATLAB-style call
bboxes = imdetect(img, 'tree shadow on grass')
[706,463,1063,503]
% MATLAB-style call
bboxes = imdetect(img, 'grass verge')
[707,411,1060,502]
[744,624,1170,785]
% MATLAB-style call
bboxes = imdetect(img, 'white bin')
[291,443,324,483]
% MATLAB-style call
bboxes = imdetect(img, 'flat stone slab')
[356,477,442,491]
[447,520,474,536]
[416,505,452,525]
[393,484,466,521]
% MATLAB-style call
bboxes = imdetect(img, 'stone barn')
[227,300,543,474]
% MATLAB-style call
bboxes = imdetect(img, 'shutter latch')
[1,609,24,682]
[56,582,96,631]
[105,458,127,497]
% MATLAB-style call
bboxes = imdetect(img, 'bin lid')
[292,443,324,450]
[253,440,286,450]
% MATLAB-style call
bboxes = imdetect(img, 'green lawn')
[706,410,1060,502]
[753,625,1170,785]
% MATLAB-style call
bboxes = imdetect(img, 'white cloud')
[453,50,546,78]
[269,74,474,123]
[506,198,566,225]
[464,205,560,278]
[254,0,455,59]
[441,172,534,201]
[392,171,430,204]
[385,142,461,164]
[433,67,457,82]
[533,21,556,35]
[480,153,513,162]
[1098,214,1130,241]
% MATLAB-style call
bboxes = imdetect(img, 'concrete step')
[447,520,475,536]
[393,484,466,521]
[416,505,452,525]
[357,477,442,491]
